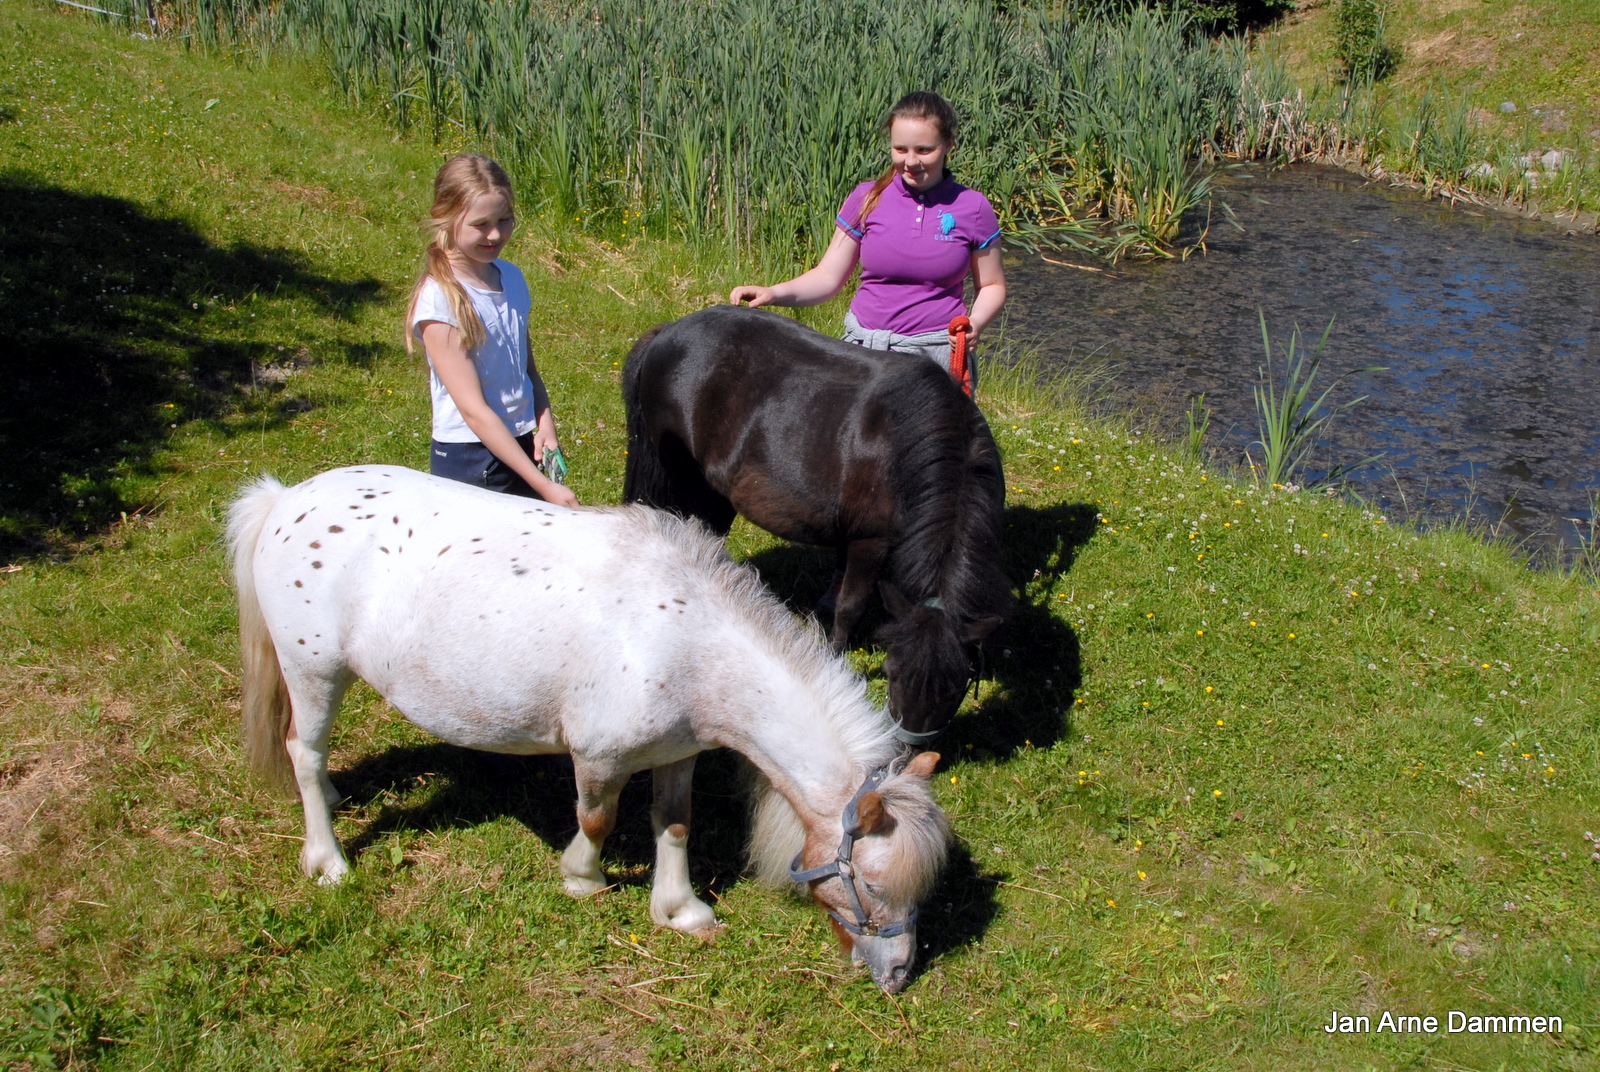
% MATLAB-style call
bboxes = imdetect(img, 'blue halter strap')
[788,764,917,939]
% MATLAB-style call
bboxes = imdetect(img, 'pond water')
[1004,162,1600,552]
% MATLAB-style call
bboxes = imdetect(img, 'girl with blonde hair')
[406,154,576,507]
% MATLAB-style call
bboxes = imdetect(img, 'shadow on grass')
[0,175,383,558]
[912,843,1004,979]
[743,500,1100,762]
[330,742,753,897]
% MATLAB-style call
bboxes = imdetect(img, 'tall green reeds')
[109,0,1256,264]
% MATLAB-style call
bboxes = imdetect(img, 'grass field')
[2,5,1597,1070]
[1258,0,1600,221]
[1265,0,1600,138]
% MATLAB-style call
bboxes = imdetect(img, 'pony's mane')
[616,503,897,767]
[607,505,950,895]
[884,366,1012,623]
[873,770,951,902]
[744,757,949,904]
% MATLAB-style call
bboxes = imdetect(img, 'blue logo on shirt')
[939,211,957,236]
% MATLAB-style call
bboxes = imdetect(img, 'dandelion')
[1288,633,1296,639]
[1197,629,1204,636]
[1147,612,1154,618]
[1213,789,1223,797]
[1216,719,1225,726]
[950,775,958,784]
[1107,899,1116,907]
[1205,686,1213,693]
[1138,871,1147,881]
[1249,621,1257,626]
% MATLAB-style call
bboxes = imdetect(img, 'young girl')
[407,154,577,508]
[728,91,1006,392]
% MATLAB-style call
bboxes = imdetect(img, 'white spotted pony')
[228,466,948,991]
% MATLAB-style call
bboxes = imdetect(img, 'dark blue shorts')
[430,433,540,498]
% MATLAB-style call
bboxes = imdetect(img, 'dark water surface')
[1004,163,1600,550]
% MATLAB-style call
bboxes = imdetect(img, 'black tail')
[622,324,670,505]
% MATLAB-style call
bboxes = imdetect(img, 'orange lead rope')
[948,315,973,397]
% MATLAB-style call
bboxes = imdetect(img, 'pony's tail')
[742,763,807,891]
[227,476,297,796]
[621,324,669,506]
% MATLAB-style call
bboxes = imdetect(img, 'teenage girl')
[728,91,1006,392]
[406,154,578,508]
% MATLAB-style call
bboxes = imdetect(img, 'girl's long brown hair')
[855,91,960,228]
[404,154,514,354]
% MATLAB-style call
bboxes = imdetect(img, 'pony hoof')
[313,861,351,886]
[657,899,719,935]
[301,848,350,884]
[563,874,607,898]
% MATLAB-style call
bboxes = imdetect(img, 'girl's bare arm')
[965,244,1007,341]
[421,320,579,508]
[729,228,861,308]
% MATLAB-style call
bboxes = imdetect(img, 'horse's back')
[245,466,721,754]
[624,307,978,543]
[633,305,943,404]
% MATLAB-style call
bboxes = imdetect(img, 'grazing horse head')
[877,584,1004,743]
[780,751,949,992]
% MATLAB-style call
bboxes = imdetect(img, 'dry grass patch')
[0,740,101,877]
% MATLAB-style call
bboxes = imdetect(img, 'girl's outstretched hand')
[728,285,776,307]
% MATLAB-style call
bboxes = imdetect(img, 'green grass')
[3,6,1598,1070]
[1268,0,1600,133]
[1258,0,1600,221]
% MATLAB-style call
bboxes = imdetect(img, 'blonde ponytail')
[404,154,514,355]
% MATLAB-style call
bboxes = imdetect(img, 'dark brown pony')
[623,305,1009,742]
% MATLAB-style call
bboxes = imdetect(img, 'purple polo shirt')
[836,173,1001,335]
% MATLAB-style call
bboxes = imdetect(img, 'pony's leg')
[648,756,717,933]
[559,765,625,897]
[830,537,888,651]
[281,670,353,885]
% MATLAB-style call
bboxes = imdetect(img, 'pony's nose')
[880,961,910,993]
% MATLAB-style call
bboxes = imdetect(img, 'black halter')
[788,765,917,938]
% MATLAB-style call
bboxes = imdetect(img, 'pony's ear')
[855,791,889,835]
[960,615,1004,644]
[879,582,914,617]
[902,752,940,780]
